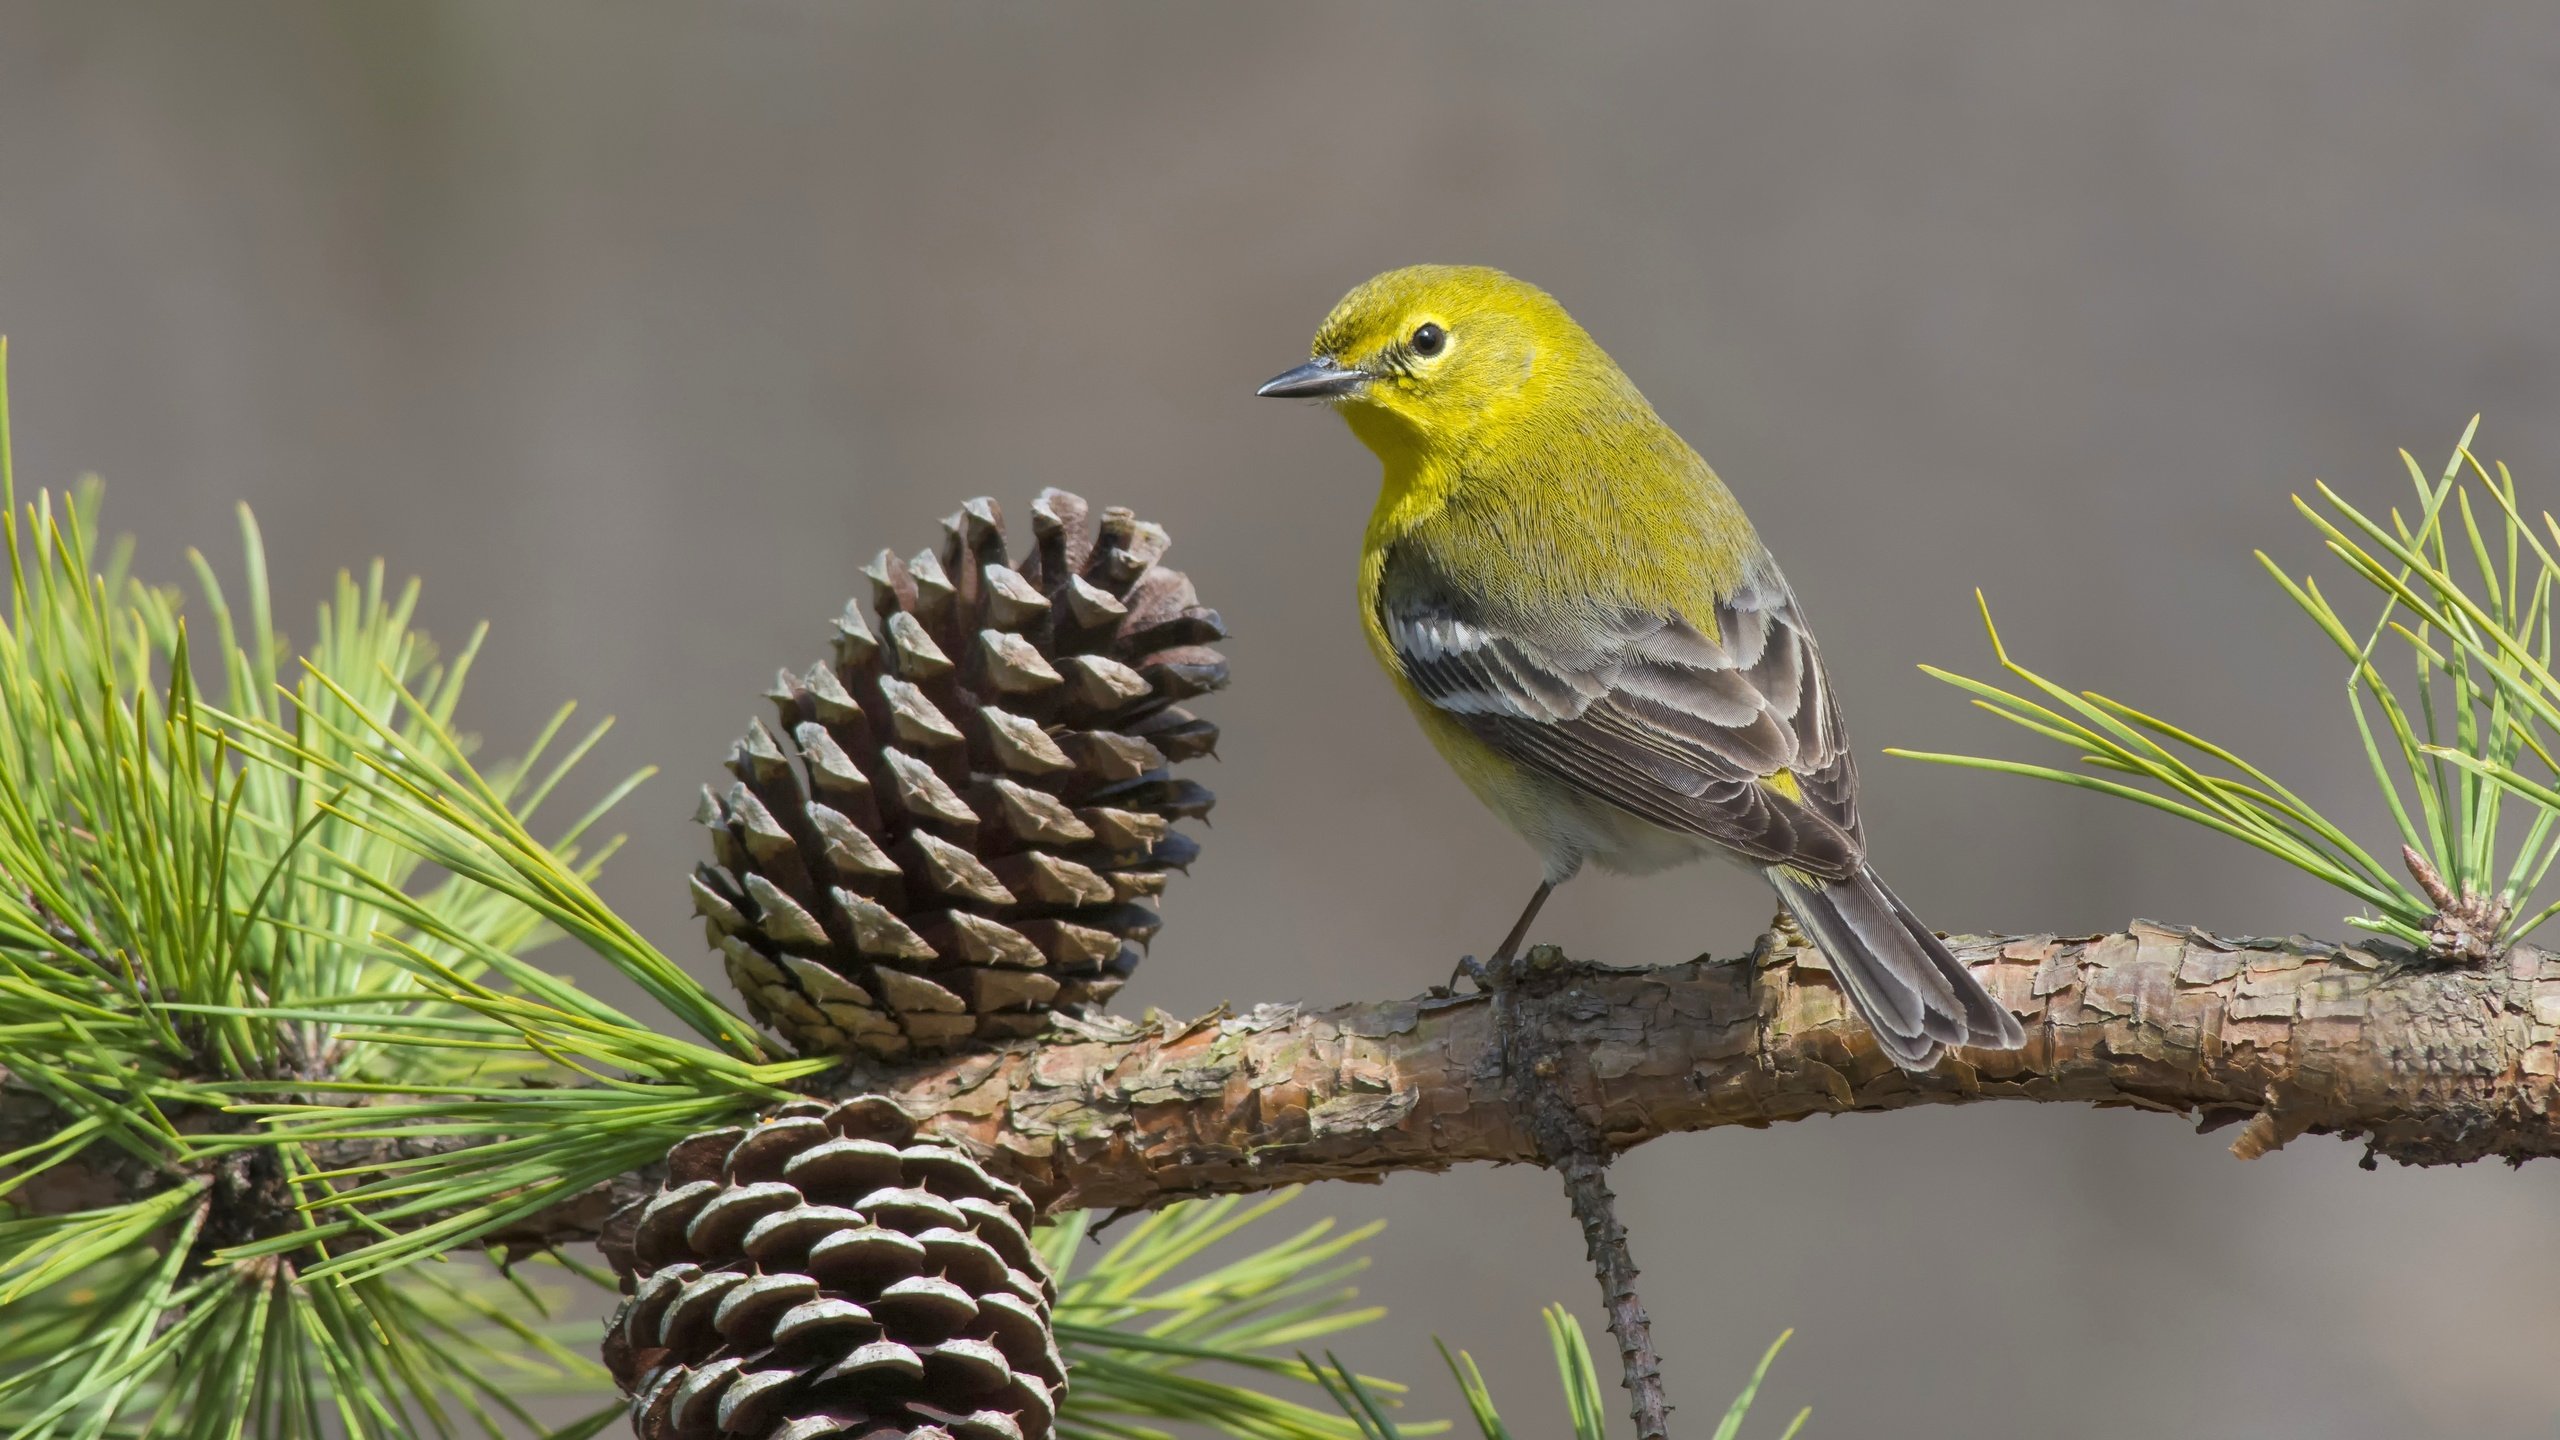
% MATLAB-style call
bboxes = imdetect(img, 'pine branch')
[17,920,2555,1256]
[883,921,2560,1211]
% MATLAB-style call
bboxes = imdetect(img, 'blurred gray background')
[6,4,2559,1436]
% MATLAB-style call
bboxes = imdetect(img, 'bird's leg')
[1451,880,1555,993]
[1491,880,1556,970]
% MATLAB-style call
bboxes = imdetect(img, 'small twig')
[1488,945,1673,1440]
[2403,844,2460,914]
[1556,1150,1670,1438]
[2402,844,2513,964]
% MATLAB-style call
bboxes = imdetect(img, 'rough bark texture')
[12,924,2560,1241]
[883,923,2560,1211]
[1486,948,1672,1440]
[1556,1152,1667,1436]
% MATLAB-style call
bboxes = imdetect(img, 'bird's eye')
[1410,322,1447,357]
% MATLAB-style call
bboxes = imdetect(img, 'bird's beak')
[1255,356,1370,399]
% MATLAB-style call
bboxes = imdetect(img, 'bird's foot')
[1431,943,1575,998]
[1430,954,1496,999]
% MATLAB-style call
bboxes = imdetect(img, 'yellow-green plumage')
[1264,263,2025,1070]
[1332,268,1760,849]
[1335,268,1757,621]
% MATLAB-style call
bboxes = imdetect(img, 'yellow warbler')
[1259,264,2023,1069]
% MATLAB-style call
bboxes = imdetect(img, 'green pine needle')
[1046,1190,1410,1440]
[0,348,766,1434]
[1313,1307,1804,1440]
[1891,420,2560,960]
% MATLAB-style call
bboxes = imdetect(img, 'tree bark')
[1482,947,1674,1440]
[12,923,2560,1239]
[884,922,2560,1211]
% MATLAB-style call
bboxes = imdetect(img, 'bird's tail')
[1766,865,2025,1071]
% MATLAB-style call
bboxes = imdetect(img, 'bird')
[1256,264,2025,1070]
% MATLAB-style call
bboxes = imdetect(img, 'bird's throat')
[1343,406,1456,550]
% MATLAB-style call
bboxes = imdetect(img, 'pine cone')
[603,1097,1063,1440]
[693,490,1224,1058]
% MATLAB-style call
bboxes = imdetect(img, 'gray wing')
[1384,558,1864,879]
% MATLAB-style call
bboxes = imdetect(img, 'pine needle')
[1893,421,2560,961]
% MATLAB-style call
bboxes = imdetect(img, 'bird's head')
[1258,265,1594,463]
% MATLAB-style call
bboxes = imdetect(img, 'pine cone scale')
[609,1100,1063,1440]
[700,490,1223,1057]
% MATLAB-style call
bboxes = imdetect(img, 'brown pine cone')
[603,1097,1062,1440]
[693,490,1224,1058]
